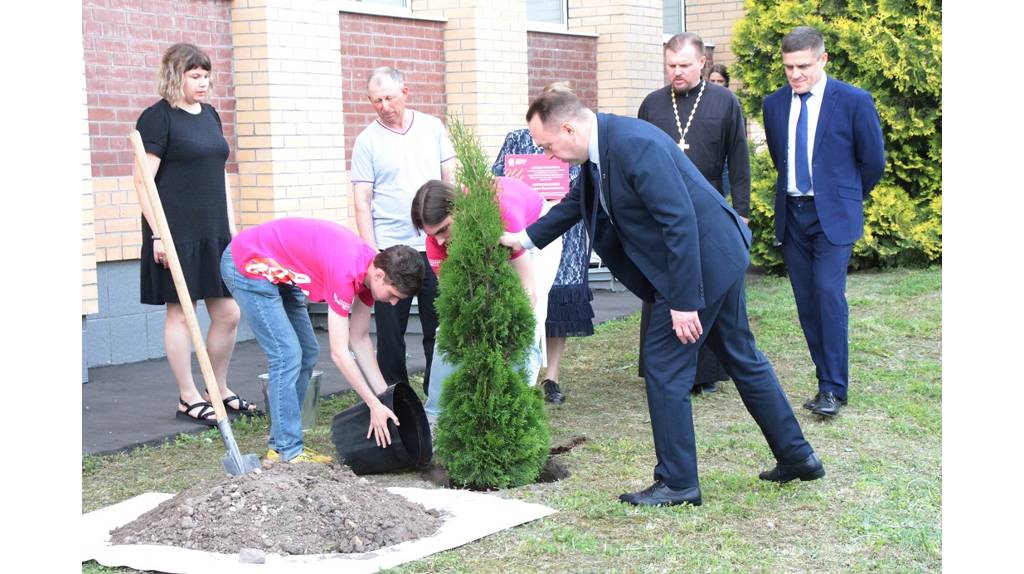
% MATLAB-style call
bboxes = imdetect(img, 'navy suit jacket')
[762,76,885,246]
[526,113,750,312]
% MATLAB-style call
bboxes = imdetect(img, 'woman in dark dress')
[132,43,259,425]
[491,83,595,405]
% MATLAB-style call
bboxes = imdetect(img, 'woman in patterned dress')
[491,84,595,404]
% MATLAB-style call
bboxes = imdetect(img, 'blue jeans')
[220,245,319,461]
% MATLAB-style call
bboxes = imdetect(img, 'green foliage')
[433,116,549,489]
[733,0,942,271]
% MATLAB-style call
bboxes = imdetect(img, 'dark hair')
[709,63,730,87]
[664,32,705,55]
[411,180,457,231]
[373,245,424,297]
[526,88,585,126]
[782,26,825,56]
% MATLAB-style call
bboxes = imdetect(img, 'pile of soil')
[109,462,443,556]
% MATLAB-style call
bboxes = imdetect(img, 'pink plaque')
[504,154,570,202]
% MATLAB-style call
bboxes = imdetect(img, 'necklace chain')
[671,80,706,147]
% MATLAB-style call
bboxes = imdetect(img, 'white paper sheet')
[82,487,556,573]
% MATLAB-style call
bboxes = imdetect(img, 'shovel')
[129,130,261,476]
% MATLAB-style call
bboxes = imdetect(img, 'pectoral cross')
[679,140,689,151]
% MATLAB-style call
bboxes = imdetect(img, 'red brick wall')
[82,0,236,178]
[340,12,447,171]
[527,32,598,111]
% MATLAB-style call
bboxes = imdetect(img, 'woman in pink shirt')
[220,218,425,463]
[410,178,562,427]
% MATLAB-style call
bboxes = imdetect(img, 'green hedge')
[433,117,550,489]
[733,0,942,271]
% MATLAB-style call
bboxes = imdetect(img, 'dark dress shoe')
[808,391,846,417]
[619,481,702,507]
[541,379,565,404]
[759,453,826,483]
[691,381,719,395]
[803,391,848,411]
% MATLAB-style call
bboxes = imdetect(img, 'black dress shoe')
[541,379,565,404]
[803,391,848,411]
[619,481,702,507]
[759,453,826,483]
[691,381,719,395]
[807,391,846,417]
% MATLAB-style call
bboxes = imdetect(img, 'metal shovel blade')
[216,419,262,476]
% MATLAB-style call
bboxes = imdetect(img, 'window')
[663,0,686,36]
[528,0,568,30]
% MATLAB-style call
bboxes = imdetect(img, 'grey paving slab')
[82,289,641,455]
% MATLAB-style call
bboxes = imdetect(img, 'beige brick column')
[231,0,348,227]
[569,0,663,116]
[412,0,530,158]
[81,53,98,316]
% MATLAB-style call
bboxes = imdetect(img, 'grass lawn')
[82,266,941,573]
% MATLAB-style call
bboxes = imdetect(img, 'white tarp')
[82,487,556,573]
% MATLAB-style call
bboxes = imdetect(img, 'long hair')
[157,43,212,108]
[411,180,458,231]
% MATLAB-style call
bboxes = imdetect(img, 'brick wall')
[82,0,236,262]
[527,32,598,111]
[686,0,746,67]
[569,0,663,115]
[340,12,447,172]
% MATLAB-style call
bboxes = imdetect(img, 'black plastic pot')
[330,383,432,475]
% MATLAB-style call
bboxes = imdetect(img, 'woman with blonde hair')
[133,43,260,425]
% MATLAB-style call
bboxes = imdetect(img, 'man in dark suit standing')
[762,27,886,418]
[500,89,823,506]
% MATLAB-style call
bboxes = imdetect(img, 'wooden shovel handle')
[129,130,230,423]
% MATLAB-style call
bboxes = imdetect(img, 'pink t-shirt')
[231,218,376,317]
[425,176,544,276]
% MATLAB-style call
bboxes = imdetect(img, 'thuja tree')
[433,116,549,488]
[733,0,942,272]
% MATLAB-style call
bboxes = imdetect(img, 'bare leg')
[545,336,567,382]
[165,302,205,409]
[204,297,240,400]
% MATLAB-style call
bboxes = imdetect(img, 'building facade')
[80,0,746,380]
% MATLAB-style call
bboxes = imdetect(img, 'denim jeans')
[220,245,319,461]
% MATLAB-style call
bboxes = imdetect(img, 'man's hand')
[366,401,399,447]
[741,216,749,225]
[499,232,523,251]
[670,309,703,345]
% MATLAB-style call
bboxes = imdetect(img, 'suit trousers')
[643,274,812,489]
[374,251,439,395]
[780,196,854,400]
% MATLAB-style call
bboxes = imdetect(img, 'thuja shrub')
[733,0,942,271]
[433,117,549,489]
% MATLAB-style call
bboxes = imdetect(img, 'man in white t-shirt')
[350,66,456,395]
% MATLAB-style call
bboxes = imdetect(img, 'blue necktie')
[795,92,812,193]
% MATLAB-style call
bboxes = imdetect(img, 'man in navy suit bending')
[500,89,823,506]
[762,27,886,418]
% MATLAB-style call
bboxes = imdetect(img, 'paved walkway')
[83,289,641,455]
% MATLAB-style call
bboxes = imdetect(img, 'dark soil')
[424,436,586,488]
[109,461,443,556]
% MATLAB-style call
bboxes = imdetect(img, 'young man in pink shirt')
[220,218,425,463]
[410,178,562,427]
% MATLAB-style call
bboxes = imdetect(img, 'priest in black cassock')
[635,32,752,394]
